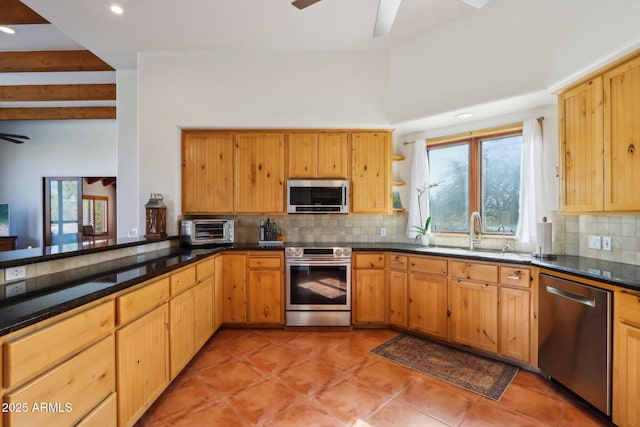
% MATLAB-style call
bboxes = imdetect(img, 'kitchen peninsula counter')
[1,240,640,338]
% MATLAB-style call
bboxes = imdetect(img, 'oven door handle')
[286,260,351,265]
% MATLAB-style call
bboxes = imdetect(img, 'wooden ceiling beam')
[0,50,114,73]
[0,84,116,101]
[0,0,49,25]
[0,106,116,120]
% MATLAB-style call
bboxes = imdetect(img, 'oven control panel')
[285,247,351,259]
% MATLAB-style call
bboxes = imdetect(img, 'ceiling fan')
[292,0,491,37]
[0,133,29,144]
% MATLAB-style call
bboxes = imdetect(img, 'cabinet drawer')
[355,253,386,269]
[618,290,640,326]
[248,256,282,270]
[388,254,408,270]
[451,261,498,283]
[76,393,117,427]
[4,301,114,388]
[117,278,169,325]
[170,266,197,295]
[196,259,215,281]
[408,256,448,276]
[4,335,115,427]
[499,267,530,288]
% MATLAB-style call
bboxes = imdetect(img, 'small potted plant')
[413,215,431,247]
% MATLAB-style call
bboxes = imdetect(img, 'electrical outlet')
[128,228,138,237]
[602,236,612,251]
[380,228,386,237]
[588,235,602,250]
[5,281,26,298]
[4,266,26,281]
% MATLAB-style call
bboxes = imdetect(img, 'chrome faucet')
[469,211,482,250]
[497,225,510,253]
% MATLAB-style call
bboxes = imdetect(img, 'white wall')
[137,50,390,234]
[390,0,640,124]
[0,120,116,248]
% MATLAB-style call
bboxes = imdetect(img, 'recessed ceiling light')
[455,113,473,119]
[0,26,16,35]
[110,4,124,14]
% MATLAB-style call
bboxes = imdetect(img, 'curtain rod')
[402,117,545,146]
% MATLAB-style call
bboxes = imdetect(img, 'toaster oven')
[180,219,234,245]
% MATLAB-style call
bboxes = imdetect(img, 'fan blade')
[460,0,490,9]
[0,136,26,144]
[373,0,402,38]
[292,0,322,9]
[0,133,29,140]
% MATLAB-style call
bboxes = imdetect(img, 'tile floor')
[136,328,613,427]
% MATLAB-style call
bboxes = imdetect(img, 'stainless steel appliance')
[180,219,234,245]
[538,273,612,415]
[285,246,352,326]
[287,179,349,214]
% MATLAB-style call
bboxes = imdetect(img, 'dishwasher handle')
[545,285,596,307]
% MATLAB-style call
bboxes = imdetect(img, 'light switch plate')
[588,235,602,250]
[4,266,26,281]
[602,236,612,251]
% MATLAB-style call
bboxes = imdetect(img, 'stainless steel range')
[285,246,352,327]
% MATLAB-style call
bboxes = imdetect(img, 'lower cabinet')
[388,269,408,328]
[214,255,224,330]
[169,287,196,379]
[117,304,170,427]
[248,270,283,323]
[499,286,530,362]
[449,280,499,353]
[613,290,640,426]
[223,253,248,323]
[408,273,448,339]
[353,253,387,325]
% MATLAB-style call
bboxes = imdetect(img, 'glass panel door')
[44,177,81,246]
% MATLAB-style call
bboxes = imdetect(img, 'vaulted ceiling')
[0,0,116,120]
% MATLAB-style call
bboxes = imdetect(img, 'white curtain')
[515,118,544,243]
[406,140,430,239]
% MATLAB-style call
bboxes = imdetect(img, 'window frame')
[427,124,523,235]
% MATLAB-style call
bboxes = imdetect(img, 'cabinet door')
[614,323,640,426]
[181,131,234,213]
[214,255,224,331]
[288,132,318,178]
[388,270,408,328]
[248,270,283,323]
[449,280,498,353]
[117,304,170,427]
[351,132,391,214]
[235,133,285,213]
[408,273,447,338]
[354,269,387,324]
[317,132,348,178]
[558,77,604,212]
[499,286,530,363]
[170,288,196,379]
[223,253,247,323]
[194,277,215,350]
[604,55,640,211]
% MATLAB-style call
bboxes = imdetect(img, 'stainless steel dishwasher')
[538,273,612,415]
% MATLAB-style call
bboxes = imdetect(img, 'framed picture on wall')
[0,204,8,236]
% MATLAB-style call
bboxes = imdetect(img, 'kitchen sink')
[414,246,532,262]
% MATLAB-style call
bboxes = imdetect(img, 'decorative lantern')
[144,193,167,238]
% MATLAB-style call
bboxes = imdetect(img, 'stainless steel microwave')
[287,179,349,214]
[180,219,234,245]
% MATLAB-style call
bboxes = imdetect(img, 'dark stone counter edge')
[2,241,639,337]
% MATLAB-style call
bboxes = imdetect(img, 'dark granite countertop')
[2,241,640,337]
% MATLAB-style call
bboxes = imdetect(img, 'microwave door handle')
[343,186,347,208]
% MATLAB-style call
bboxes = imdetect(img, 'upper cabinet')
[181,131,234,214]
[235,133,285,213]
[288,132,349,178]
[351,131,392,214]
[558,49,640,213]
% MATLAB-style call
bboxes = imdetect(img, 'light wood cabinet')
[353,253,387,324]
[604,54,640,211]
[288,132,349,178]
[449,280,499,353]
[408,273,448,338]
[181,131,234,213]
[116,304,170,427]
[247,253,283,324]
[499,286,530,362]
[223,253,248,323]
[76,393,117,427]
[194,275,215,348]
[351,131,392,214]
[613,290,640,426]
[214,255,224,330]
[235,133,285,213]
[388,254,408,328]
[169,287,196,379]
